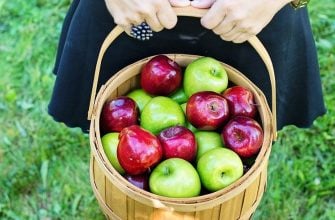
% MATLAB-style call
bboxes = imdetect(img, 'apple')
[186,91,229,130]
[221,116,264,158]
[194,131,224,162]
[141,55,182,96]
[100,96,138,133]
[170,87,188,104]
[149,158,201,198]
[197,148,243,192]
[141,96,185,134]
[101,132,125,174]
[158,126,197,162]
[183,57,228,98]
[222,86,257,118]
[117,125,163,175]
[124,173,149,191]
[127,89,153,112]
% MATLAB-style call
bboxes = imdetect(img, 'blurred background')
[0,0,334,219]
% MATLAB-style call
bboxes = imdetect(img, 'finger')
[223,26,250,40]
[213,20,236,36]
[191,0,216,9]
[201,2,226,29]
[169,0,190,7]
[232,33,252,44]
[119,24,133,37]
[145,15,164,32]
[220,31,243,42]
[157,4,177,29]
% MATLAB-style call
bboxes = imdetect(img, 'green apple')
[169,87,188,104]
[127,89,153,112]
[141,96,185,134]
[101,133,125,174]
[183,57,228,97]
[195,131,224,162]
[197,148,243,192]
[149,158,201,198]
[181,103,197,133]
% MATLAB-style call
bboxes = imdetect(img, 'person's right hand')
[104,0,177,34]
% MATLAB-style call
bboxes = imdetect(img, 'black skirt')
[48,0,326,133]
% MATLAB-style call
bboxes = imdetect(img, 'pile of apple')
[100,55,264,198]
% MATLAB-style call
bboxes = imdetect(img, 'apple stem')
[221,172,226,178]
[163,167,170,176]
[211,69,219,77]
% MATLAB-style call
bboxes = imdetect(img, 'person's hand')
[169,0,216,9]
[104,0,177,34]
[201,0,291,43]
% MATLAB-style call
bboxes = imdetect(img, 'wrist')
[290,0,310,9]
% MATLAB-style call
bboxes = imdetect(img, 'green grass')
[0,0,334,219]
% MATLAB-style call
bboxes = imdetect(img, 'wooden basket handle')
[87,7,277,139]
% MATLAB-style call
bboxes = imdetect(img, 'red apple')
[100,96,138,133]
[221,116,263,158]
[141,55,182,96]
[117,125,163,175]
[222,86,257,118]
[186,91,229,130]
[158,125,197,162]
[124,173,149,191]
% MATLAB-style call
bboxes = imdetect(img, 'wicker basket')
[87,7,277,220]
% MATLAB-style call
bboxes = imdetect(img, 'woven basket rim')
[89,54,273,211]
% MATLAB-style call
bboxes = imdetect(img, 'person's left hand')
[200,0,291,43]
[169,0,215,9]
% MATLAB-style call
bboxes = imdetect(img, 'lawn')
[0,0,334,219]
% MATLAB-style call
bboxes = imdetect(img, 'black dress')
[48,0,326,133]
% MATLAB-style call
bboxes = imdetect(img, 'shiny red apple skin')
[124,173,149,191]
[117,125,163,175]
[140,55,182,96]
[158,126,197,162]
[100,96,138,133]
[222,86,257,118]
[221,116,264,158]
[186,91,230,130]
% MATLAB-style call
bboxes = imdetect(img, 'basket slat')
[240,174,262,214]
[134,200,153,220]
[219,190,245,219]
[127,197,135,220]
[106,180,128,219]
[257,165,268,199]
[93,157,106,201]
[195,205,221,219]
